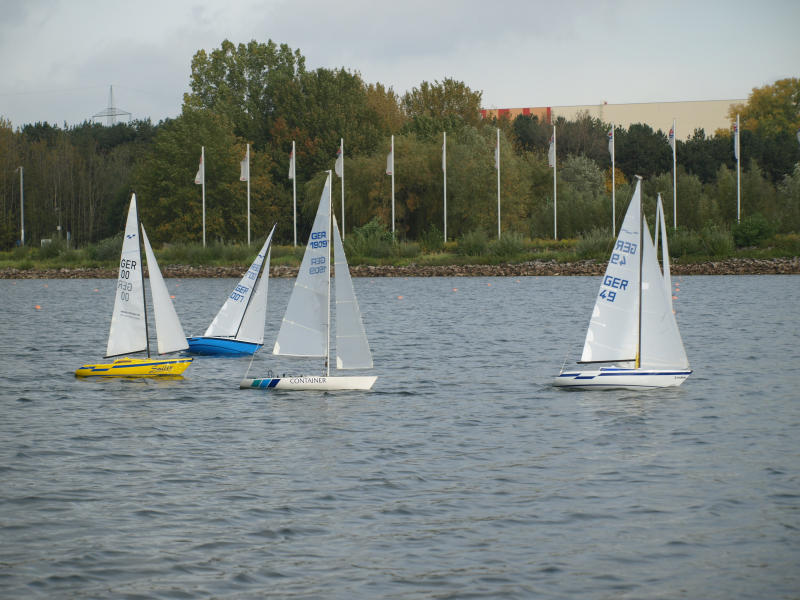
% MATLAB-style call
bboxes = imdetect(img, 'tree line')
[0,39,798,250]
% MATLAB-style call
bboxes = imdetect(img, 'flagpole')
[672,119,677,229]
[340,138,345,240]
[736,114,741,223]
[553,126,557,240]
[443,131,447,243]
[292,141,297,246]
[246,143,251,246]
[496,128,501,239]
[610,125,615,236]
[201,145,206,247]
[391,134,395,236]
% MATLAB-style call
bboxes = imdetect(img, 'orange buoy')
[35,305,42,310]
[397,295,403,300]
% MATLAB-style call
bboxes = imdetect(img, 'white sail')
[273,174,332,357]
[580,180,643,363]
[237,247,271,344]
[106,195,147,357]
[332,214,373,369]
[204,228,274,338]
[141,225,189,354]
[640,218,689,369]
[655,195,673,313]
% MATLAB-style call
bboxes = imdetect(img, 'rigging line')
[244,346,258,379]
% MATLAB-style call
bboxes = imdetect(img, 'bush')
[85,234,122,262]
[576,228,613,259]
[419,225,444,253]
[770,233,800,254]
[345,218,395,258]
[732,214,775,247]
[37,238,69,259]
[490,232,525,259]
[701,225,734,256]
[669,228,705,257]
[457,229,489,257]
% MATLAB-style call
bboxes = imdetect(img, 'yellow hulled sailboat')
[76,194,192,378]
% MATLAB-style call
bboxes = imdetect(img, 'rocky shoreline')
[1,257,798,279]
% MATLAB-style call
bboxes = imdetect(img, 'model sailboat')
[76,194,193,377]
[241,172,376,391]
[553,178,691,389]
[187,225,276,356]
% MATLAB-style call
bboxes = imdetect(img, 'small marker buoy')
[94,288,99,292]
[35,305,42,310]
[170,295,176,299]
[397,295,403,300]
[672,295,678,300]
[43,283,48,288]
[452,288,458,292]
[487,283,491,286]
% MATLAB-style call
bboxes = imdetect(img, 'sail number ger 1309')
[309,231,327,275]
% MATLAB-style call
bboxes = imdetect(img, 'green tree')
[402,78,482,126]
[133,107,280,245]
[730,78,800,137]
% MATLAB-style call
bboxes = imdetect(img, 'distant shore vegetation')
[0,39,798,257]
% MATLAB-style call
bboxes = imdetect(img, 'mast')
[496,127,501,239]
[326,171,333,377]
[246,143,251,246]
[636,176,643,369]
[136,201,151,358]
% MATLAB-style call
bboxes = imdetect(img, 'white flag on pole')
[194,154,203,184]
[386,148,393,175]
[668,123,675,151]
[239,148,249,182]
[334,147,343,178]
[494,137,499,170]
[607,127,614,158]
[442,137,446,172]
[733,118,740,160]
[548,132,555,168]
[288,148,295,180]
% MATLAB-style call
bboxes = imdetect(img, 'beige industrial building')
[482,99,746,139]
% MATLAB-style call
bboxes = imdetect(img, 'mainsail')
[204,226,275,340]
[273,176,332,357]
[580,181,642,363]
[106,196,147,357]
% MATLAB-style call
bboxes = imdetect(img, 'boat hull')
[186,336,262,356]
[75,357,193,377]
[553,367,691,390]
[240,375,377,391]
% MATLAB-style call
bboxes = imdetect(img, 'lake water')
[1,275,799,599]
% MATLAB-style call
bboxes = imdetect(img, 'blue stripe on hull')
[186,337,262,356]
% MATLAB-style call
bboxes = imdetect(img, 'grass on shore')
[2,229,799,272]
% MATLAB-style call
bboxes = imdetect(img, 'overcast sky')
[1,0,798,129]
